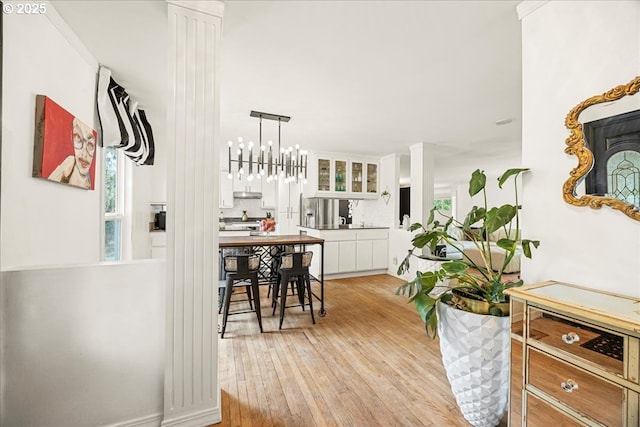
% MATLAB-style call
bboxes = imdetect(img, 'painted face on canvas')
[72,118,95,176]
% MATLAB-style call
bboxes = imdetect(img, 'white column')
[380,153,401,228]
[409,142,435,227]
[163,2,224,426]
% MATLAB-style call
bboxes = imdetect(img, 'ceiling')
[52,0,522,186]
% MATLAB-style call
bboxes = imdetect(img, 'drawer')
[317,230,357,242]
[528,347,625,426]
[525,392,583,426]
[356,229,388,240]
[528,307,624,377]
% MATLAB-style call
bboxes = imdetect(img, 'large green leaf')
[413,292,436,323]
[408,222,424,232]
[521,239,540,258]
[426,306,438,338]
[497,168,529,188]
[441,261,468,274]
[419,271,439,293]
[496,238,517,252]
[426,207,436,227]
[412,230,440,248]
[484,205,517,234]
[396,250,413,275]
[463,206,486,229]
[468,169,486,196]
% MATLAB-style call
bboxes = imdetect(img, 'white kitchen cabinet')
[303,228,388,277]
[304,151,378,199]
[261,179,277,209]
[356,240,373,271]
[338,241,357,272]
[350,161,364,193]
[219,170,234,208]
[276,179,302,234]
[371,239,388,269]
[233,174,262,193]
[278,179,302,211]
[356,232,388,271]
[365,162,378,194]
[323,241,340,275]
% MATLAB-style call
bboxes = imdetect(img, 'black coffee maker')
[155,211,166,230]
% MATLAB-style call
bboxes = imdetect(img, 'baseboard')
[105,413,163,427]
[323,269,388,280]
[160,407,221,427]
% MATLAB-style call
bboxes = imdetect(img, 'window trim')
[101,146,132,261]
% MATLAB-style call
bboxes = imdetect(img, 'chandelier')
[227,110,307,184]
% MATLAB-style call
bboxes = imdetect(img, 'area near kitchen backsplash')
[220,198,272,220]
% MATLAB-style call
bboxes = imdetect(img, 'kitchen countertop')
[219,217,262,231]
[299,225,389,230]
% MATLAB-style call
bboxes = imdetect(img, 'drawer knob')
[561,332,580,344]
[561,379,579,393]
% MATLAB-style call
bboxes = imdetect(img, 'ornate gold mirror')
[563,76,640,221]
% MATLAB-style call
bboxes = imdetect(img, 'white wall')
[520,1,640,296]
[1,6,162,265]
[1,10,101,268]
[1,261,165,426]
[1,7,168,427]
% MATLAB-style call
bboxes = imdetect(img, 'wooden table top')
[218,234,325,248]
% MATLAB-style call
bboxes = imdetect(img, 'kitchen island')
[219,234,326,316]
[299,225,389,278]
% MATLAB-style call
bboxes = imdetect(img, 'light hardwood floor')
[215,274,507,427]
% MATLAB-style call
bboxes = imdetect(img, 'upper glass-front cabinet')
[335,160,347,192]
[351,162,363,193]
[366,163,378,193]
[318,158,331,192]
[305,153,378,198]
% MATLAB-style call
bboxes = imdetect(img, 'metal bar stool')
[272,251,315,329]
[219,254,263,338]
[268,244,299,299]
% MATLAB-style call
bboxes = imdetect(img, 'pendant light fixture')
[227,111,307,184]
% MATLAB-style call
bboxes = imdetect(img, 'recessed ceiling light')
[495,118,514,126]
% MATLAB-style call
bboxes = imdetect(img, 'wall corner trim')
[160,407,221,427]
[44,1,99,70]
[166,0,224,17]
[516,1,549,21]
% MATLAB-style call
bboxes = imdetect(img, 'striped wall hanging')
[96,66,155,165]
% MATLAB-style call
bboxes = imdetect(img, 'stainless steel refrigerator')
[300,198,339,227]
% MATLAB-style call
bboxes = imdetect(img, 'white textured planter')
[436,301,510,427]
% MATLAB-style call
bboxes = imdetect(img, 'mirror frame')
[563,76,640,221]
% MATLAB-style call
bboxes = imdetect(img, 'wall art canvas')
[33,95,97,190]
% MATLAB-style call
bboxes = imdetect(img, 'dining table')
[218,234,326,317]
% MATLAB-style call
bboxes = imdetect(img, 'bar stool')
[268,244,298,299]
[272,251,315,329]
[219,254,263,338]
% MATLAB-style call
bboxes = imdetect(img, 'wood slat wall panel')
[213,274,508,426]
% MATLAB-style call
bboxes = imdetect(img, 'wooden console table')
[506,281,640,426]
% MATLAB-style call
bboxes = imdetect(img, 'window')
[104,146,123,261]
[584,109,640,208]
[434,197,455,223]
[434,199,452,212]
[607,151,640,207]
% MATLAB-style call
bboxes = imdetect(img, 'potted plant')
[396,168,539,427]
[381,189,391,205]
